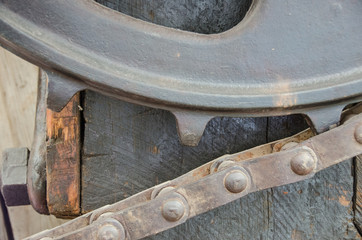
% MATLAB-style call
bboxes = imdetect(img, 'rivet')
[162,199,185,222]
[224,171,248,193]
[156,186,175,198]
[97,219,125,240]
[210,159,235,173]
[217,160,235,172]
[355,124,362,144]
[281,141,298,151]
[290,151,316,175]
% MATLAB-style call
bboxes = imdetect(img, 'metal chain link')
[27,112,362,240]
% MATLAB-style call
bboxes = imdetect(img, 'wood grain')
[81,90,268,212]
[46,93,81,217]
[354,155,362,233]
[82,90,360,239]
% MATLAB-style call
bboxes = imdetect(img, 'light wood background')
[0,47,66,239]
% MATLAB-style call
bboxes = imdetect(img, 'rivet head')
[290,151,316,175]
[224,171,248,193]
[97,219,125,240]
[281,141,298,151]
[162,200,185,222]
[355,124,362,144]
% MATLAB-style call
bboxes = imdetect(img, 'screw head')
[224,171,248,193]
[97,219,125,240]
[162,200,185,222]
[290,151,316,175]
[355,124,362,144]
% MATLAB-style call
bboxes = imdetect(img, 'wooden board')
[82,90,268,211]
[46,93,81,217]
[355,155,362,234]
[81,90,361,239]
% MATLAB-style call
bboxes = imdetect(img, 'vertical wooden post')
[46,93,81,217]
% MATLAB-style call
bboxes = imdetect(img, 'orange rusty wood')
[46,93,81,217]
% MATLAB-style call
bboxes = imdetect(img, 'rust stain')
[338,195,350,207]
[235,151,254,161]
[291,229,306,240]
[283,191,288,195]
[192,164,210,178]
[150,145,159,154]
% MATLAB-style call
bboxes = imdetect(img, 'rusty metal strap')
[27,113,362,240]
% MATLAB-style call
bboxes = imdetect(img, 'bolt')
[290,151,316,175]
[355,124,362,144]
[162,199,185,222]
[97,219,125,240]
[224,171,248,193]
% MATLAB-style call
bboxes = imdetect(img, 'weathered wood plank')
[82,90,268,211]
[354,155,362,233]
[82,91,360,239]
[46,93,81,217]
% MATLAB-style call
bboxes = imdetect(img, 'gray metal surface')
[1,0,362,147]
[0,0,361,113]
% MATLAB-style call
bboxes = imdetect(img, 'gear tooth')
[172,111,213,147]
[305,104,345,134]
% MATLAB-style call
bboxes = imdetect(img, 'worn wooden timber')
[78,90,361,239]
[46,93,81,217]
[355,155,362,234]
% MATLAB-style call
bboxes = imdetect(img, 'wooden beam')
[46,93,81,217]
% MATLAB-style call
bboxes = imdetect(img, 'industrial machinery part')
[0,0,362,146]
[25,112,362,239]
[0,0,362,239]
